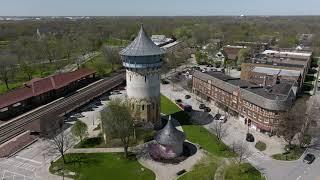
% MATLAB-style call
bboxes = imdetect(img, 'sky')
[0,0,320,16]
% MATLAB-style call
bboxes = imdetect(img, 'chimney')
[262,75,267,87]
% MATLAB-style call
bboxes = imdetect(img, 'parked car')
[199,103,206,109]
[207,64,214,67]
[184,105,193,112]
[204,107,211,112]
[303,153,315,164]
[218,115,227,123]
[246,133,255,142]
[161,79,170,84]
[175,99,182,103]
[185,95,191,99]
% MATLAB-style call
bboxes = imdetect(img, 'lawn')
[75,129,156,148]
[50,153,155,180]
[272,145,305,161]
[182,125,236,157]
[160,95,181,115]
[225,163,265,180]
[179,154,220,180]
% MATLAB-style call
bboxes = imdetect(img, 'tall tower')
[119,25,164,127]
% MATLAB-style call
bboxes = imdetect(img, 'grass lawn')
[50,153,155,180]
[161,95,181,115]
[255,141,267,152]
[182,125,236,158]
[179,154,220,180]
[225,163,265,180]
[75,129,156,148]
[272,145,305,161]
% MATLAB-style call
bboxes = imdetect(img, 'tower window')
[142,105,144,110]
[152,103,155,109]
[130,75,131,81]
[145,76,147,82]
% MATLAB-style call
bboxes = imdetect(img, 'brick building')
[192,70,297,133]
[241,49,312,89]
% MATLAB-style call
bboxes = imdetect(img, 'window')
[130,76,131,81]
[152,103,155,109]
[145,76,147,82]
[142,105,145,110]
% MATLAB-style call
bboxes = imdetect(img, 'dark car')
[199,103,206,109]
[161,79,170,84]
[303,153,315,164]
[175,99,182,103]
[246,133,255,142]
[185,95,191,99]
[204,107,211,112]
[184,105,193,112]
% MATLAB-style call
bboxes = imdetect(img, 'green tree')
[237,48,251,66]
[71,120,88,142]
[101,98,134,158]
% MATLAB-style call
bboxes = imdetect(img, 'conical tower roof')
[155,116,186,145]
[119,25,164,57]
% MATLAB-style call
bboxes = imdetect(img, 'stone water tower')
[119,25,164,127]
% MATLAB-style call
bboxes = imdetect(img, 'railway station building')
[0,69,96,121]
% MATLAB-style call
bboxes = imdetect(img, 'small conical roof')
[155,116,186,145]
[119,25,164,57]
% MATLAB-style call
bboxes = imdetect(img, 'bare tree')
[48,130,74,164]
[101,98,134,158]
[277,98,306,149]
[0,55,17,90]
[102,45,121,71]
[234,141,253,164]
[210,121,227,141]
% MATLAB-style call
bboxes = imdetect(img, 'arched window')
[142,105,145,110]
[130,75,131,81]
[152,103,155,109]
[145,76,147,82]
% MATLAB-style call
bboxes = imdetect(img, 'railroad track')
[0,73,125,145]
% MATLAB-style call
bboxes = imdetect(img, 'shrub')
[255,141,266,151]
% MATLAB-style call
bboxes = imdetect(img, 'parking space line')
[15,156,41,165]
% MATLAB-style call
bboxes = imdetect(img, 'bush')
[255,141,266,151]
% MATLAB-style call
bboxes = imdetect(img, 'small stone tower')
[119,25,164,127]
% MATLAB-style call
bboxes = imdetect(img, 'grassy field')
[50,153,155,180]
[160,95,181,115]
[179,154,220,180]
[225,163,265,180]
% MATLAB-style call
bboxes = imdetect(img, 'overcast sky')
[1,0,320,16]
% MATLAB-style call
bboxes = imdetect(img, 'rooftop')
[193,71,296,111]
[252,67,301,77]
[155,116,185,146]
[119,25,164,57]
[0,69,96,109]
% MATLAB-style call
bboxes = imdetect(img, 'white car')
[218,115,227,123]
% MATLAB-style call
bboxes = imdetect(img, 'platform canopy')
[119,25,164,57]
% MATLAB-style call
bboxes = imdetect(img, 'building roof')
[193,71,296,111]
[252,67,301,77]
[223,45,246,60]
[119,25,164,57]
[0,69,96,109]
[262,50,312,58]
[155,116,185,145]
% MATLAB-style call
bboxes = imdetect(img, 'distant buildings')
[151,34,181,53]
[192,70,297,133]
[241,49,313,89]
[222,45,247,62]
